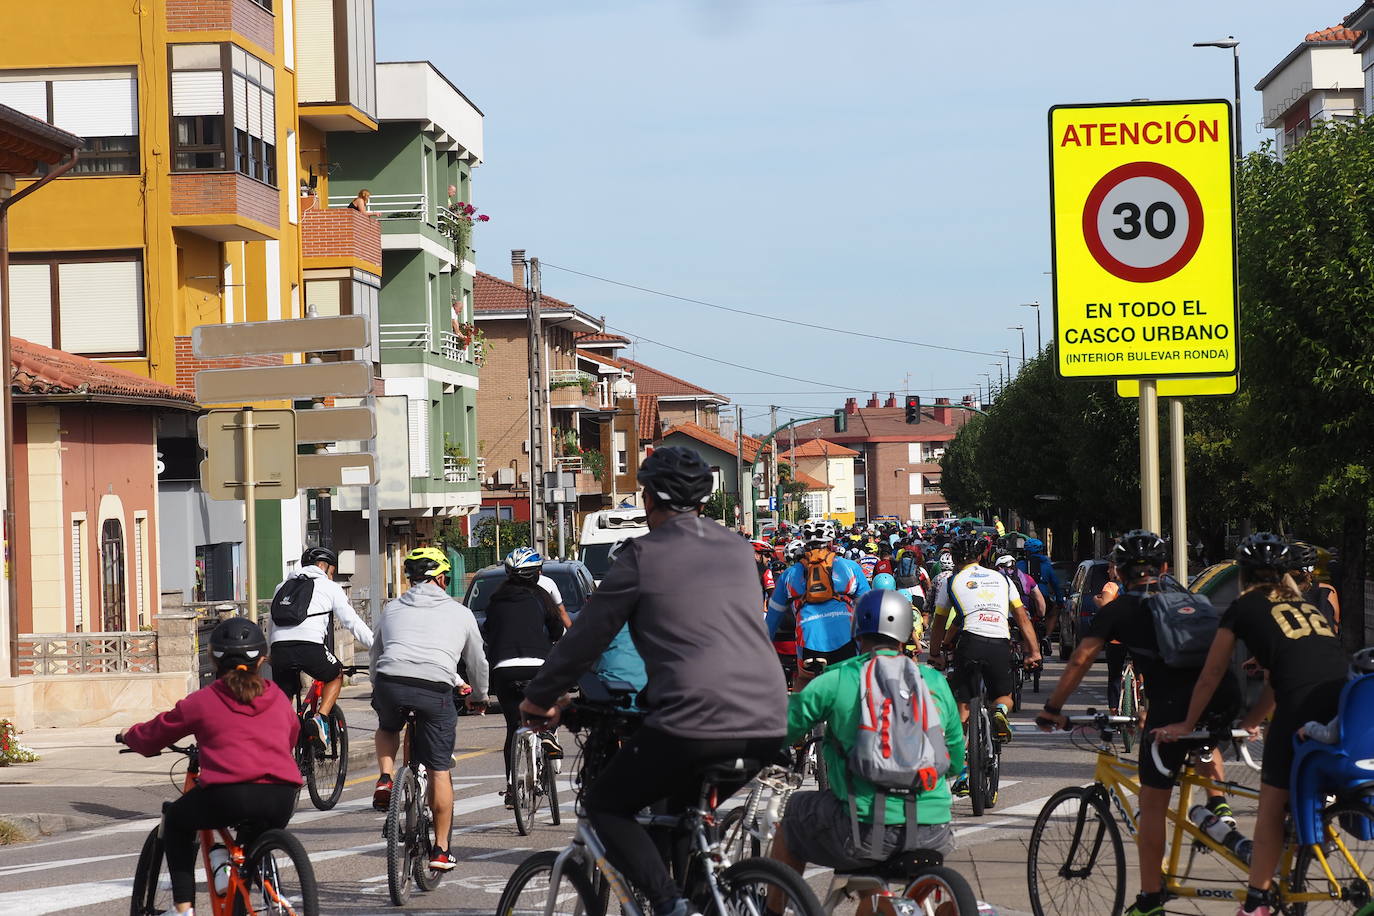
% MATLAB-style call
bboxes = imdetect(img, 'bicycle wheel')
[386,767,420,906]
[967,697,987,817]
[544,748,562,827]
[414,792,445,893]
[1011,664,1024,713]
[1118,663,1138,754]
[495,850,602,916]
[240,828,319,916]
[1027,786,1125,916]
[1291,800,1374,915]
[903,864,979,915]
[1058,614,1074,661]
[706,856,825,916]
[513,735,538,836]
[306,705,348,810]
[129,826,172,916]
[719,805,763,860]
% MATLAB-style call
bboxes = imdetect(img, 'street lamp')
[1193,37,1242,160]
[980,372,993,404]
[1008,324,1026,368]
[1019,301,1042,353]
[998,349,1011,380]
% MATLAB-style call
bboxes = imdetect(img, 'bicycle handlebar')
[1150,729,1254,778]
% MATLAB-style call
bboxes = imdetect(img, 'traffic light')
[905,395,921,424]
[833,408,847,433]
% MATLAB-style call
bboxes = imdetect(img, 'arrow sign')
[196,361,373,404]
[193,315,368,358]
[295,406,377,443]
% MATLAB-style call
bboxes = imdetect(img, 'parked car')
[1061,558,1111,660]
[1188,561,1266,706]
[462,560,596,629]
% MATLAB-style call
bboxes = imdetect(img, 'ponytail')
[220,661,266,703]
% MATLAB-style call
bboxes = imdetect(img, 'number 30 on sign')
[1048,100,1238,380]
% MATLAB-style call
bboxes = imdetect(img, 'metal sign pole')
[367,393,382,623]
[242,407,258,621]
[557,501,566,559]
[1138,380,1162,533]
[1169,398,1188,578]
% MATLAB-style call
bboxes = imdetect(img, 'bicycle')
[717,733,820,860]
[121,739,318,916]
[940,648,1002,817]
[1113,658,1144,754]
[1009,637,1027,713]
[509,721,563,836]
[384,706,447,906]
[1023,711,1373,916]
[496,675,824,916]
[292,663,365,811]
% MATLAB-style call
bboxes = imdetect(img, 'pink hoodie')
[124,679,303,787]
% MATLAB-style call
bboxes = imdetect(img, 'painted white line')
[0,851,138,877]
[471,847,530,860]
[954,795,1052,839]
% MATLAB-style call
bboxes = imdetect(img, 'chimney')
[866,392,880,409]
[884,392,898,408]
[933,396,953,425]
[961,394,974,408]
[511,249,526,288]
[844,397,859,415]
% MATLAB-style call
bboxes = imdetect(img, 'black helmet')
[209,616,267,669]
[1109,530,1168,568]
[1236,532,1291,572]
[950,533,985,563]
[1290,540,1318,573]
[301,546,338,568]
[637,445,713,512]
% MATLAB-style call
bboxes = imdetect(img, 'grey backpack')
[846,653,950,858]
[1126,575,1221,669]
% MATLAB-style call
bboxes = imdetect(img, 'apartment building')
[1346,5,1374,113]
[1255,25,1363,155]
[780,439,858,526]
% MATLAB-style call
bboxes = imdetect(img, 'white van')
[579,508,650,583]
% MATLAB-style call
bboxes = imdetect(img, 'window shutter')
[171,71,224,117]
[0,81,48,121]
[232,73,249,131]
[246,82,263,138]
[10,264,53,347]
[58,260,144,354]
[52,78,137,137]
[260,90,275,141]
[407,398,430,478]
[304,278,342,317]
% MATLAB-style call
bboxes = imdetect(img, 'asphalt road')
[0,656,1252,915]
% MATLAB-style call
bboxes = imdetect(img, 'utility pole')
[768,405,779,528]
[788,424,798,523]
[735,405,746,532]
[521,250,549,555]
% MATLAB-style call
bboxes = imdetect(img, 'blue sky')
[377,1,1334,431]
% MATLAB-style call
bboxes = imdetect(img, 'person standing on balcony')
[348,189,371,212]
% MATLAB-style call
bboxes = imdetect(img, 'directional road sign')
[197,409,297,501]
[297,452,378,488]
[1049,99,1238,379]
[1115,375,1238,399]
[193,315,368,358]
[195,360,373,404]
[295,406,377,443]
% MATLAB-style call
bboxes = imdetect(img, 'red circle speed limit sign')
[1080,161,1204,283]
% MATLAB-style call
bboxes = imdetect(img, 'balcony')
[296,0,377,131]
[379,323,473,367]
[329,193,464,262]
[555,456,604,496]
[443,456,473,483]
[165,0,274,52]
[549,369,599,411]
[302,203,382,274]
[170,172,280,241]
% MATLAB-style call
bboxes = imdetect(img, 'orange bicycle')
[123,740,318,916]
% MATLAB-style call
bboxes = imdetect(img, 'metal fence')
[17,632,159,675]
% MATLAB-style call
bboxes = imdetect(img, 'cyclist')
[928,534,1040,745]
[1155,533,1348,916]
[1290,541,1341,631]
[505,545,570,622]
[268,546,374,752]
[370,546,489,871]
[769,589,963,880]
[767,518,872,689]
[121,617,301,916]
[1039,530,1240,916]
[1020,537,1064,641]
[519,445,787,916]
[484,547,571,805]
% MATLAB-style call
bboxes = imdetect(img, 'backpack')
[801,549,838,604]
[846,653,951,858]
[894,553,920,588]
[270,574,322,628]
[1126,575,1221,668]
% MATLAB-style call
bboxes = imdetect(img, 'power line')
[545,261,1010,359]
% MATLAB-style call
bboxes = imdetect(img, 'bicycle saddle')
[697,758,763,785]
[834,848,945,878]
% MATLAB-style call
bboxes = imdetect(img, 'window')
[0,69,139,174]
[614,430,628,475]
[71,517,86,632]
[407,398,431,478]
[101,518,127,632]
[10,251,145,356]
[170,43,276,185]
[802,492,825,519]
[303,269,379,362]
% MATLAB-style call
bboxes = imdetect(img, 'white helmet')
[939,550,955,573]
[802,519,836,546]
[786,538,806,561]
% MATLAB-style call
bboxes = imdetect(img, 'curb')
[0,812,102,843]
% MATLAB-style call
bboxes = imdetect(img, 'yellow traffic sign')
[1049,99,1238,379]
[1115,375,1238,399]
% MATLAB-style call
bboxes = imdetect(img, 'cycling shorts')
[372,674,458,772]
[799,641,858,670]
[269,641,341,701]
[949,634,1013,703]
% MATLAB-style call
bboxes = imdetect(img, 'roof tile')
[618,357,725,401]
[659,420,770,461]
[11,337,196,403]
[638,394,660,441]
[473,271,580,314]
[1307,25,1361,41]
[782,438,859,459]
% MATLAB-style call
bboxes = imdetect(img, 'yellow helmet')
[403,546,451,581]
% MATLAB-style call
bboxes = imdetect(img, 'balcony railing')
[380,323,431,350]
[439,331,469,362]
[444,455,473,483]
[549,368,595,386]
[331,192,428,219]
[555,455,583,473]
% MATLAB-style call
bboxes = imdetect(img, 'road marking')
[471,847,530,860]
[340,747,500,787]
[0,851,137,877]
[954,795,1052,839]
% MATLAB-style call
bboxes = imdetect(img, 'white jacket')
[268,565,374,648]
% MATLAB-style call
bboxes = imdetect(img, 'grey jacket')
[526,513,787,739]
[371,582,489,698]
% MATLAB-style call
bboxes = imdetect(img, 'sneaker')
[1125,897,1163,916]
[501,785,515,810]
[1208,798,1235,820]
[993,707,1013,743]
[313,714,331,753]
[656,898,704,916]
[952,771,969,798]
[372,775,392,811]
[1236,907,1270,916]
[429,847,458,871]
[541,734,564,760]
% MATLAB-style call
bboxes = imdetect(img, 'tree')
[705,490,738,524]
[1236,120,1374,646]
[470,517,531,552]
[939,413,989,516]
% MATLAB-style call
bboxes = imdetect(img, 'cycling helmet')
[785,538,806,561]
[209,616,267,669]
[1351,647,1374,677]
[750,539,773,555]
[404,546,452,582]
[855,589,915,645]
[1025,537,1046,556]
[1109,530,1168,569]
[938,551,955,573]
[504,546,544,580]
[950,533,985,563]
[872,572,897,590]
[1235,532,1291,572]
[802,519,837,546]
[994,554,1017,569]
[301,545,338,568]
[637,445,713,511]
[1290,541,1318,573]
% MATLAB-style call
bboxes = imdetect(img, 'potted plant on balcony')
[438,201,489,261]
